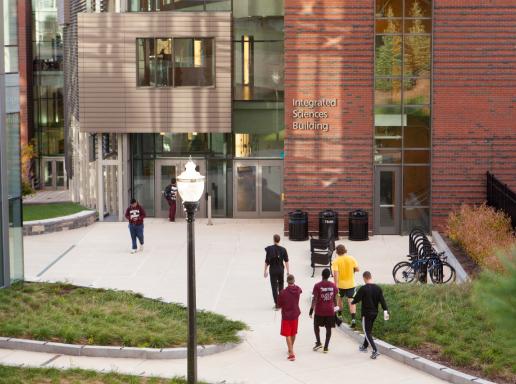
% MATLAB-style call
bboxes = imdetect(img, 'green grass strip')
[23,203,91,221]
[0,282,246,348]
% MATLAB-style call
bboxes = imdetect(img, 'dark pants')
[362,314,378,352]
[269,271,284,305]
[167,199,176,221]
[314,320,332,348]
[129,223,144,250]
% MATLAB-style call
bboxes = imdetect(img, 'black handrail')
[486,172,516,228]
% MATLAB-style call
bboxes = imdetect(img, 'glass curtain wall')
[128,0,231,12]
[233,0,284,158]
[374,0,432,232]
[32,0,64,166]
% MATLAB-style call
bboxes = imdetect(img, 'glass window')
[4,0,18,45]
[137,38,173,87]
[375,78,401,105]
[403,78,430,105]
[133,159,155,216]
[403,35,431,77]
[403,166,430,206]
[137,38,154,86]
[375,126,402,149]
[375,35,402,76]
[207,159,227,217]
[205,0,231,11]
[233,0,284,18]
[157,0,174,10]
[402,207,430,233]
[405,0,432,18]
[233,17,284,41]
[173,0,205,11]
[404,19,432,34]
[6,114,21,197]
[4,46,18,73]
[375,19,401,34]
[374,149,401,164]
[174,38,214,86]
[403,150,430,164]
[155,133,209,153]
[376,0,402,17]
[128,0,156,11]
[404,106,430,148]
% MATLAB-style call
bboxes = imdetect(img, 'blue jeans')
[129,223,144,250]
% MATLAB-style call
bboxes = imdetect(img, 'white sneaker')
[139,245,144,252]
[130,249,137,254]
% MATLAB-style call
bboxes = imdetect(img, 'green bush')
[447,203,515,271]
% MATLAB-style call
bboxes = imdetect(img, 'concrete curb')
[432,231,470,283]
[23,210,96,236]
[336,325,495,384]
[0,332,244,359]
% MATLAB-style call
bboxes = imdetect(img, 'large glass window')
[129,0,230,12]
[374,0,432,232]
[136,38,213,87]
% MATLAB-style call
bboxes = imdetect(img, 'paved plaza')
[1,219,445,383]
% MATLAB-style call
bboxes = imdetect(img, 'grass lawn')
[23,202,90,221]
[0,365,208,384]
[342,284,515,383]
[0,282,246,348]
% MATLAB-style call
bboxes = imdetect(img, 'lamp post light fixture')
[177,158,205,384]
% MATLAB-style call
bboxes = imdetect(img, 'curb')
[432,231,469,283]
[336,325,494,384]
[23,210,96,236]
[0,332,244,360]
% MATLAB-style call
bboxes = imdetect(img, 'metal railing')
[487,172,516,228]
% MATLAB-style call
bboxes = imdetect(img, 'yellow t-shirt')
[331,254,358,289]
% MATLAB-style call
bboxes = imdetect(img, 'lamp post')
[177,158,205,384]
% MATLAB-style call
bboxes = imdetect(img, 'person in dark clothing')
[277,274,302,361]
[351,271,389,359]
[164,178,178,222]
[264,234,290,309]
[309,268,339,353]
[125,198,146,254]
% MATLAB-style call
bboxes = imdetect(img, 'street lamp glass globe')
[177,159,205,203]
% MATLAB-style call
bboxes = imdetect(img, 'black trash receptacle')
[288,210,308,241]
[349,209,369,241]
[318,210,339,240]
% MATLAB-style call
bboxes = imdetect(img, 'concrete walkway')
[23,190,72,204]
[4,219,445,383]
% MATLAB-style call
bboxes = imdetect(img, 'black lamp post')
[177,158,205,384]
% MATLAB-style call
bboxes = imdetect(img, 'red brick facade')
[432,0,516,229]
[284,0,516,235]
[284,0,374,235]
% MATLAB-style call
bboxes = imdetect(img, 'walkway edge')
[336,325,494,384]
[0,332,245,360]
[23,210,96,236]
[432,231,470,282]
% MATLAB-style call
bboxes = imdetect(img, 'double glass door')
[374,166,401,234]
[41,157,66,190]
[233,160,283,218]
[155,159,206,219]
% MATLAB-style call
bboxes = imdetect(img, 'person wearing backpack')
[264,234,290,309]
[164,178,178,222]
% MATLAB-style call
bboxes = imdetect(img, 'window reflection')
[174,38,214,86]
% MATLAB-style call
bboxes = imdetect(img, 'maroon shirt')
[277,284,302,321]
[125,204,146,225]
[312,280,337,317]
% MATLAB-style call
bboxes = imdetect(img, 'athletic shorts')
[314,315,336,328]
[339,287,356,299]
[280,319,299,337]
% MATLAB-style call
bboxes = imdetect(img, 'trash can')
[348,209,369,241]
[318,210,339,240]
[288,210,308,241]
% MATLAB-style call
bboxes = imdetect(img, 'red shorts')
[280,319,299,337]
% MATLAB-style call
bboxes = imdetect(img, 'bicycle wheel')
[392,261,416,283]
[429,261,456,284]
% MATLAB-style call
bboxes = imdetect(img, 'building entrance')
[374,166,401,234]
[233,160,283,218]
[41,157,67,190]
[155,159,207,219]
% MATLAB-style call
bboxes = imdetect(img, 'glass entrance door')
[374,166,401,234]
[155,159,206,219]
[41,157,66,190]
[233,160,283,218]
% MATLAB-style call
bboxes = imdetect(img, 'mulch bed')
[440,234,482,277]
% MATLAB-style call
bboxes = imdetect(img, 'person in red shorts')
[277,274,302,361]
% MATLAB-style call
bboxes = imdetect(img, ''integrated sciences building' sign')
[291,98,337,132]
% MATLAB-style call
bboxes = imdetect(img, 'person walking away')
[309,268,339,353]
[331,244,359,327]
[352,271,389,359]
[277,274,302,361]
[125,198,146,254]
[264,234,290,309]
[164,178,178,222]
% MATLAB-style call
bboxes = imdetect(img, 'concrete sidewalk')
[11,219,445,383]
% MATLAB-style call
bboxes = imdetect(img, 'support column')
[97,135,104,221]
[118,134,124,221]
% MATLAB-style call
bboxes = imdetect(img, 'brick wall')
[17,0,33,146]
[284,1,374,234]
[432,0,516,229]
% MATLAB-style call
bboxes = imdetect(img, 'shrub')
[447,203,515,271]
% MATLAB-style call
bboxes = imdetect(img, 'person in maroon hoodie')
[277,274,302,361]
[125,198,146,254]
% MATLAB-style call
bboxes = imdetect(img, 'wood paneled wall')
[77,12,231,133]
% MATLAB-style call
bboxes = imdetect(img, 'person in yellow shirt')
[331,244,359,328]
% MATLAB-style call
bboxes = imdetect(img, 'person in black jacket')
[352,271,389,359]
[264,234,290,309]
